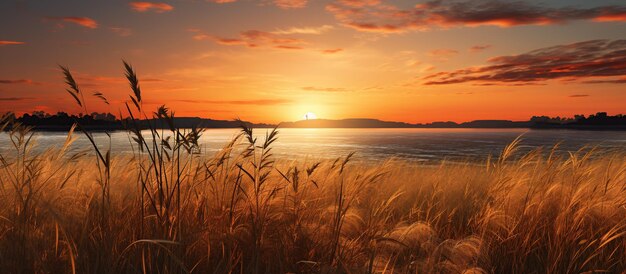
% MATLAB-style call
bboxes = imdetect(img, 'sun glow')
[303,112,317,120]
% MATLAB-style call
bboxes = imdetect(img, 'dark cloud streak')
[326,0,626,33]
[0,79,36,84]
[469,45,492,52]
[171,99,292,105]
[0,97,34,101]
[423,40,626,85]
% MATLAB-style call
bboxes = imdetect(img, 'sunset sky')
[0,0,625,123]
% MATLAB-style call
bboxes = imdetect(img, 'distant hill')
[459,120,532,128]
[279,118,415,128]
[279,118,531,128]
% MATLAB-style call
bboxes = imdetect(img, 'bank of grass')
[0,62,625,273]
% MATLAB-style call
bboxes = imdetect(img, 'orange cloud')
[216,38,248,45]
[194,29,307,50]
[274,45,303,50]
[191,33,209,40]
[129,2,174,13]
[0,40,25,46]
[271,25,334,35]
[326,0,626,33]
[593,13,626,22]
[321,48,343,54]
[469,45,492,53]
[273,0,308,9]
[46,17,98,29]
[337,0,380,7]
[109,27,132,37]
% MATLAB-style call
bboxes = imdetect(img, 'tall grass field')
[0,63,624,273]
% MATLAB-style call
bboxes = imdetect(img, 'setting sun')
[302,112,317,120]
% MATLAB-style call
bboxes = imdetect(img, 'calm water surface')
[1,128,625,163]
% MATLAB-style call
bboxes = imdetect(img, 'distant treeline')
[7,111,120,131]
[2,111,273,131]
[2,111,625,131]
[530,112,626,130]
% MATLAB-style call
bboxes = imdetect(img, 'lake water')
[1,128,625,163]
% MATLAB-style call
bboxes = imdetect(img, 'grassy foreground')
[0,125,625,273]
[1,62,625,273]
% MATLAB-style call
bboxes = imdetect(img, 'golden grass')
[0,126,625,273]
[1,62,624,273]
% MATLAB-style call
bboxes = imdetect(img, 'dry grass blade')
[92,91,110,105]
[499,133,524,165]
[59,65,82,107]
[123,60,141,111]
[61,123,78,153]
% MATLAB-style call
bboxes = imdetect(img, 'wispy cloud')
[469,44,492,52]
[336,0,381,7]
[273,0,308,9]
[321,48,343,54]
[74,74,165,87]
[0,79,37,85]
[129,2,174,13]
[214,37,248,46]
[45,16,98,29]
[274,45,304,50]
[569,94,589,98]
[207,0,307,8]
[326,0,626,33]
[582,78,626,84]
[109,27,132,37]
[302,86,350,92]
[271,25,334,35]
[193,27,344,53]
[423,40,626,85]
[429,49,459,57]
[193,29,307,50]
[0,40,25,46]
[172,99,292,105]
[143,78,166,82]
[429,49,459,61]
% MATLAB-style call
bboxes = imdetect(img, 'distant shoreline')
[5,112,626,132]
[11,125,626,132]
